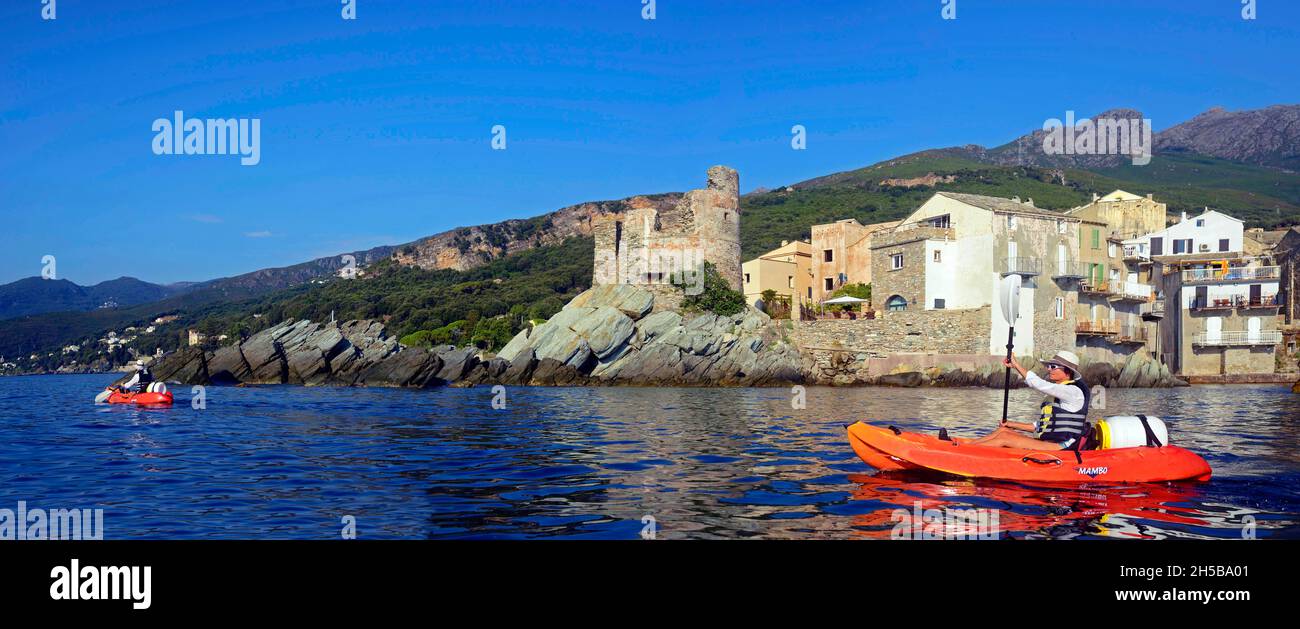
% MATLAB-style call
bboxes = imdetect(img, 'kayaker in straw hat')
[118,359,154,394]
[956,350,1091,449]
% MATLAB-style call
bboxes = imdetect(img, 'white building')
[1123,208,1244,259]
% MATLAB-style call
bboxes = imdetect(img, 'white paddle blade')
[999,274,1022,325]
[94,388,112,404]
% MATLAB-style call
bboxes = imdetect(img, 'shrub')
[679,262,747,317]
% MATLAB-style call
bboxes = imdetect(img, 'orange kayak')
[106,390,174,405]
[847,421,1211,483]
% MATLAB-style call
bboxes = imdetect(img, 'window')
[886,295,908,311]
[744,273,750,284]
[934,298,946,309]
[1054,297,1064,320]
[1219,238,1230,252]
[1057,220,1067,234]
[933,249,942,263]
[1196,219,1204,227]
[1150,237,1163,256]
[807,287,812,299]
[1108,243,1116,257]
[891,253,904,270]
[823,249,833,262]
[824,278,834,291]
[787,276,794,289]
[1174,239,1185,254]
[1007,215,1018,230]
[1092,229,1101,249]
[928,215,951,228]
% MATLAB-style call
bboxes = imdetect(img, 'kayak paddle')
[997,274,1022,425]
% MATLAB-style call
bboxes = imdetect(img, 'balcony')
[1122,245,1149,262]
[1192,330,1282,346]
[1109,281,1153,302]
[1050,261,1086,281]
[1181,266,1280,284]
[1076,320,1120,336]
[1140,300,1165,320]
[1079,280,1114,297]
[1191,295,1281,311]
[1000,257,1041,278]
[1240,295,1282,310]
[1114,325,1148,345]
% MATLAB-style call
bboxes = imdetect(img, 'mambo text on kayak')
[50,559,151,611]
[151,110,260,166]
[0,501,103,540]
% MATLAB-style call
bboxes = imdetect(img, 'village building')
[592,166,742,298]
[1270,227,1300,361]
[1137,210,1282,377]
[742,239,812,308]
[868,192,1083,357]
[809,218,900,303]
[1065,190,1168,359]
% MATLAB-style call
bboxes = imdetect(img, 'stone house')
[1266,227,1300,361]
[1066,190,1168,360]
[868,192,1083,357]
[592,166,742,294]
[742,239,812,308]
[809,218,900,303]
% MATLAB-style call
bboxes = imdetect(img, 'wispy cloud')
[188,214,223,224]
[244,231,273,238]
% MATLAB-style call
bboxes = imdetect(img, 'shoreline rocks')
[137,285,1189,390]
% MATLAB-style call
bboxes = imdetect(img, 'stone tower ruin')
[592,166,742,292]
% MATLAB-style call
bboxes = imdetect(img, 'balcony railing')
[1192,330,1282,346]
[1000,257,1041,277]
[1181,266,1280,283]
[1122,245,1149,261]
[1051,261,1086,280]
[1114,325,1148,344]
[1191,295,1281,311]
[1110,281,1153,302]
[1080,280,1114,296]
[1076,320,1121,335]
[1140,300,1165,318]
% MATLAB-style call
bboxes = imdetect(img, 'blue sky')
[2,0,1296,285]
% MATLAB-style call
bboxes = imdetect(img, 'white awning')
[821,295,868,305]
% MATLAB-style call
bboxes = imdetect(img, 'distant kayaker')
[119,360,154,393]
[958,350,1091,449]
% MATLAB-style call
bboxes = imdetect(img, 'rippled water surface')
[2,374,1297,539]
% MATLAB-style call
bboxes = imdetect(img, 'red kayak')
[105,390,174,405]
[847,422,1211,483]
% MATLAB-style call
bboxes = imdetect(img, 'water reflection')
[0,376,1296,539]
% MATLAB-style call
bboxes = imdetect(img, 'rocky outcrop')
[143,284,803,389]
[496,284,803,386]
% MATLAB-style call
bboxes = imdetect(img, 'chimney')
[1181,211,1188,222]
[1092,193,1099,202]
[781,240,789,246]
[1146,193,1153,200]
[1011,196,1020,203]
[1026,197,1034,207]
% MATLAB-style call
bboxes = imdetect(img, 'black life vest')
[137,367,153,386]
[1035,377,1091,445]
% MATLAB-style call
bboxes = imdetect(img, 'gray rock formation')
[495,284,802,386]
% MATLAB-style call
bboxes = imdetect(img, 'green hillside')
[739,151,1300,258]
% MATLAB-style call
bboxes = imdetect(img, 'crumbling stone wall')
[593,166,742,291]
[790,306,992,356]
